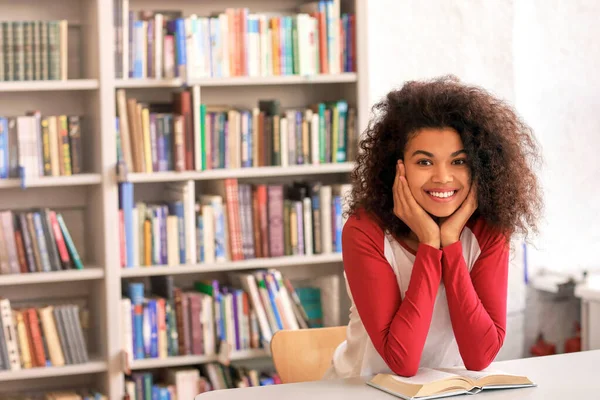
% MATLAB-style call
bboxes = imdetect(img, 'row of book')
[0,114,84,179]
[125,365,279,400]
[114,1,354,80]
[118,179,351,267]
[0,208,83,275]
[2,390,106,400]
[0,20,68,82]
[122,272,322,361]
[116,90,357,175]
[0,298,89,371]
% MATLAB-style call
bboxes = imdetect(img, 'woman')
[325,76,542,379]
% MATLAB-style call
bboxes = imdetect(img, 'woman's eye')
[452,159,467,165]
[417,159,432,166]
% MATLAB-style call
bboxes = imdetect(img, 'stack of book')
[126,365,279,399]
[113,1,355,79]
[0,20,68,82]
[0,114,84,179]
[1,390,106,400]
[118,179,351,267]
[0,208,83,275]
[116,90,357,174]
[0,298,90,371]
[121,272,323,361]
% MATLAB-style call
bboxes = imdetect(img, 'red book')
[27,308,47,367]
[172,91,194,170]
[224,179,244,261]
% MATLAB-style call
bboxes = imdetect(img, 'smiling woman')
[322,76,543,380]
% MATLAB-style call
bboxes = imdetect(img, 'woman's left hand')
[440,183,478,247]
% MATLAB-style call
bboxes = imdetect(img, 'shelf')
[575,284,600,302]
[0,174,102,189]
[115,78,184,88]
[130,349,270,370]
[115,73,357,89]
[0,360,107,382]
[121,163,354,183]
[121,253,343,278]
[0,79,99,92]
[0,268,104,286]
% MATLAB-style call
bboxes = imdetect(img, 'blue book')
[0,117,7,178]
[333,196,343,252]
[156,116,166,171]
[232,291,240,350]
[296,201,304,254]
[174,19,187,79]
[142,302,151,357]
[168,201,186,264]
[263,272,283,330]
[119,182,134,267]
[133,20,144,78]
[128,283,145,360]
[32,212,52,272]
[148,299,158,358]
[159,206,168,265]
[241,111,251,168]
[197,214,204,263]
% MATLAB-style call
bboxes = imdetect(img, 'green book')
[56,213,83,269]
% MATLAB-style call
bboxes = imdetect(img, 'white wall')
[367,0,514,105]
[513,1,600,275]
[367,0,600,276]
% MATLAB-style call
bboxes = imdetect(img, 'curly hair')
[348,75,542,240]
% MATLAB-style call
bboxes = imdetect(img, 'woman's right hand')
[393,160,440,248]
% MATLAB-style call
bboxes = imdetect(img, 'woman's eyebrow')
[410,149,467,158]
[411,150,434,158]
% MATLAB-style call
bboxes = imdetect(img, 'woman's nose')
[432,164,453,183]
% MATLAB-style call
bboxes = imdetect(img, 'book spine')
[56,213,84,269]
[68,116,82,174]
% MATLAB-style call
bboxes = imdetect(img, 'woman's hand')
[440,182,478,247]
[393,160,440,248]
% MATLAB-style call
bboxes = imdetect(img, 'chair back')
[270,326,347,383]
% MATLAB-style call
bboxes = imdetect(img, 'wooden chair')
[270,326,347,383]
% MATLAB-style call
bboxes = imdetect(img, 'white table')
[195,349,600,399]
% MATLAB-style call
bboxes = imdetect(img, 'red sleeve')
[441,219,509,371]
[342,211,443,377]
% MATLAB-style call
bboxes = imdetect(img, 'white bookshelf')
[130,349,270,370]
[0,0,369,398]
[0,360,107,382]
[121,253,343,278]
[122,162,355,183]
[0,267,104,286]
[114,72,357,89]
[0,79,100,92]
[0,174,102,189]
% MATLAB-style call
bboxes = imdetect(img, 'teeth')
[429,191,455,198]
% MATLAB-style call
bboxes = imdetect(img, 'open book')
[367,367,536,400]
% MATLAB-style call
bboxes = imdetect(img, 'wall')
[513,0,600,275]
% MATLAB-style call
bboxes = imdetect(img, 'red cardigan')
[342,209,509,376]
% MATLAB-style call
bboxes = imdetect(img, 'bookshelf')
[0,79,100,92]
[0,359,107,382]
[120,253,343,278]
[129,349,270,370]
[0,0,369,398]
[122,162,354,183]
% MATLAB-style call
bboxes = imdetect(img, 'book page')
[390,368,460,385]
[437,367,518,381]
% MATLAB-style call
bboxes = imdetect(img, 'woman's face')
[402,127,472,218]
